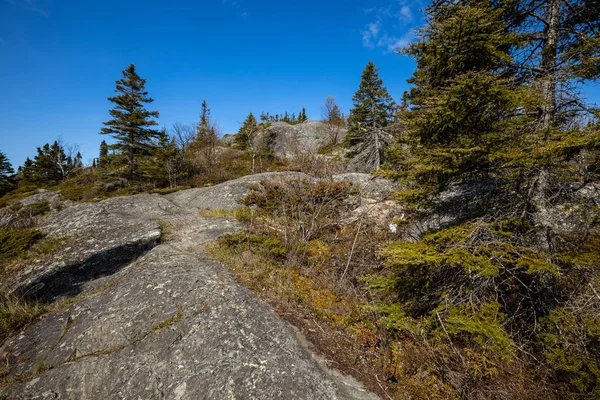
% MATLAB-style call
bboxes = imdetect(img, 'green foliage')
[234,112,259,151]
[0,228,46,263]
[100,64,160,180]
[346,62,396,170]
[98,140,109,169]
[444,302,513,359]
[0,151,15,196]
[537,305,600,396]
[346,61,395,142]
[139,129,185,187]
[259,108,308,125]
[20,141,82,185]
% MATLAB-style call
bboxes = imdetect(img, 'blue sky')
[0,0,425,167]
[1,0,598,169]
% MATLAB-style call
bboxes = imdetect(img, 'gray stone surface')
[254,121,347,159]
[1,173,379,400]
[166,171,315,210]
[6,194,186,303]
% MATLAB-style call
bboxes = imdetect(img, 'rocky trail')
[0,172,381,400]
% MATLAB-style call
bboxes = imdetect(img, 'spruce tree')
[100,64,160,180]
[140,128,183,187]
[0,151,14,196]
[234,113,258,151]
[98,140,109,169]
[346,62,396,170]
[21,141,79,184]
[192,100,219,167]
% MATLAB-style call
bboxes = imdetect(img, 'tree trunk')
[532,0,560,251]
[540,0,559,134]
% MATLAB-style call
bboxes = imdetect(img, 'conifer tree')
[298,108,308,123]
[193,100,218,166]
[387,1,524,191]
[140,128,183,187]
[346,62,396,170]
[98,140,109,169]
[21,141,80,184]
[0,151,14,196]
[235,112,262,172]
[234,113,258,151]
[100,64,160,180]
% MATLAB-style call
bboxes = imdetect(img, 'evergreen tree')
[98,140,109,169]
[346,62,396,170]
[192,100,219,167]
[386,1,525,198]
[140,128,184,187]
[234,113,258,151]
[100,64,160,180]
[21,141,79,184]
[298,108,308,123]
[0,151,14,196]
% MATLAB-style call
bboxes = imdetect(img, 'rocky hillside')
[0,172,384,400]
[224,120,347,158]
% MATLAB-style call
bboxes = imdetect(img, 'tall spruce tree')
[346,62,396,170]
[386,0,526,200]
[100,64,160,180]
[0,151,14,196]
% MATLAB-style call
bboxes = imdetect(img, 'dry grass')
[0,293,46,344]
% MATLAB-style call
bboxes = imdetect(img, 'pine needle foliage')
[100,64,160,180]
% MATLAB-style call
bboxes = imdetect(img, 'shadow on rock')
[17,239,157,304]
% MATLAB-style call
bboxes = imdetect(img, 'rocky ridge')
[1,172,384,400]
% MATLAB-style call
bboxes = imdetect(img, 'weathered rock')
[220,133,236,147]
[7,194,189,303]
[254,121,346,159]
[166,171,315,210]
[0,190,72,229]
[1,173,379,400]
[19,189,67,212]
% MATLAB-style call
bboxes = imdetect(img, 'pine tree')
[298,108,308,123]
[98,140,109,169]
[140,128,183,187]
[100,64,160,180]
[346,62,396,170]
[0,151,14,196]
[20,141,80,184]
[234,112,262,172]
[234,113,258,151]
[192,100,219,167]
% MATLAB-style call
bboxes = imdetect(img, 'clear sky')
[1,0,598,169]
[0,0,426,168]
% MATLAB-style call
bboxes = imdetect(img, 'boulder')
[255,121,346,159]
